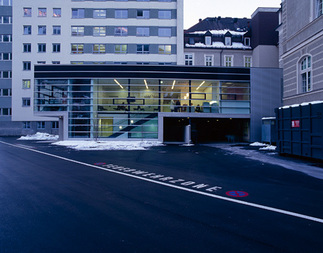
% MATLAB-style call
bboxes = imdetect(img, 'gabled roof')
[186,17,251,33]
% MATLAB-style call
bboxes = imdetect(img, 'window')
[93,27,106,36]
[23,79,31,89]
[114,27,128,36]
[137,45,149,54]
[0,0,12,6]
[244,56,252,67]
[224,55,233,67]
[2,53,12,60]
[71,26,84,36]
[205,36,211,45]
[72,9,85,18]
[115,10,128,18]
[2,71,11,78]
[38,43,46,53]
[38,25,46,35]
[158,28,171,37]
[205,55,213,66]
[225,37,231,46]
[71,44,84,54]
[1,88,11,96]
[24,8,32,17]
[114,45,127,54]
[185,54,193,65]
[53,8,61,17]
[317,0,323,17]
[137,10,149,19]
[38,8,47,17]
[37,121,45,129]
[136,27,149,37]
[52,61,60,64]
[158,45,171,54]
[300,56,312,93]
[93,44,105,54]
[23,61,31,71]
[24,25,32,35]
[1,16,11,24]
[37,61,46,64]
[22,98,31,107]
[53,43,61,53]
[23,43,31,52]
[23,122,31,129]
[1,108,11,116]
[1,35,12,42]
[53,26,61,35]
[52,121,59,129]
[244,37,251,47]
[158,10,171,19]
[93,9,106,18]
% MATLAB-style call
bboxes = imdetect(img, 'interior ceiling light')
[144,79,149,89]
[196,81,205,91]
[114,79,124,89]
[171,80,176,90]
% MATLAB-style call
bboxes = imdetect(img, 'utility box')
[261,117,276,144]
[275,101,323,160]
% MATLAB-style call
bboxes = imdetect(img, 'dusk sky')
[184,0,282,29]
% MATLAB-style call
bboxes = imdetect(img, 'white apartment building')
[12,0,183,126]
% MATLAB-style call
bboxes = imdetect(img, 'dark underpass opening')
[163,117,249,143]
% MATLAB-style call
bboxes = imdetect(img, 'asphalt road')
[0,138,323,252]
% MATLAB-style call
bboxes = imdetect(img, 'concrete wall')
[250,68,283,142]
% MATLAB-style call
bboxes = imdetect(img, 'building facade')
[11,0,184,135]
[184,8,279,68]
[34,65,282,142]
[278,0,323,105]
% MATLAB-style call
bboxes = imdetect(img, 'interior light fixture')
[171,80,176,90]
[196,81,205,91]
[114,79,124,89]
[144,79,149,89]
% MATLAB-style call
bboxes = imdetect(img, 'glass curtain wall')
[35,78,250,139]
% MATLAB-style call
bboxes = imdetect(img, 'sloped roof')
[186,17,251,33]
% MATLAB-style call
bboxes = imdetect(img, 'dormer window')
[189,37,195,45]
[225,37,231,46]
[205,36,211,45]
[244,37,250,46]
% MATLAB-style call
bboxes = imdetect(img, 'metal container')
[275,101,323,160]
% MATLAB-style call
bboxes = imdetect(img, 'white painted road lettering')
[2,140,323,224]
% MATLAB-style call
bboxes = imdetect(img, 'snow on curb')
[18,132,59,141]
[250,142,276,151]
[53,140,164,151]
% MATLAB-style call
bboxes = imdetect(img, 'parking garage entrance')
[163,117,249,143]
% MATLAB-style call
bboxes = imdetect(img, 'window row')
[72,0,172,2]
[23,25,61,35]
[0,16,12,24]
[184,54,252,68]
[0,71,12,78]
[0,52,12,61]
[22,121,59,129]
[0,108,11,116]
[71,44,173,54]
[22,43,173,54]
[0,34,12,42]
[0,88,11,96]
[23,25,174,37]
[23,8,61,18]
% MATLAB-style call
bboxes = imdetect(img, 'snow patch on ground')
[18,132,59,141]
[250,142,276,151]
[53,140,164,151]
[206,144,323,180]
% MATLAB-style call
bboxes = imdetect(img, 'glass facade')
[35,78,250,139]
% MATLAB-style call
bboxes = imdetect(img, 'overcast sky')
[184,0,282,29]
